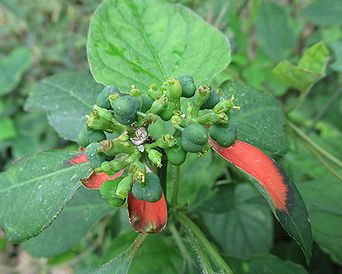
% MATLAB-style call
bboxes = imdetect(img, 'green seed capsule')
[100,179,126,207]
[200,90,220,110]
[159,102,176,121]
[165,139,187,166]
[77,126,106,147]
[85,142,108,169]
[96,86,120,109]
[132,172,162,202]
[209,123,237,148]
[181,123,209,153]
[111,95,140,125]
[178,75,196,98]
[140,95,154,113]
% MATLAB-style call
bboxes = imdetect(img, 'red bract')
[127,191,167,234]
[210,139,288,211]
[68,152,123,189]
[81,170,123,189]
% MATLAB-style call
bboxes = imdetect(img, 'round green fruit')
[165,140,187,165]
[140,95,154,113]
[77,126,106,147]
[96,86,120,109]
[181,123,209,153]
[111,95,140,125]
[209,123,237,148]
[132,172,162,202]
[178,75,196,98]
[200,89,220,109]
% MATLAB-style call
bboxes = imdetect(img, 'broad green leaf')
[301,0,342,26]
[25,72,103,141]
[297,178,342,264]
[255,2,297,61]
[0,150,91,243]
[0,47,32,96]
[23,188,112,257]
[104,233,184,274]
[226,254,308,274]
[330,41,342,72]
[220,80,288,156]
[0,118,16,140]
[273,42,330,92]
[200,184,273,258]
[272,61,320,92]
[92,234,147,274]
[87,0,230,90]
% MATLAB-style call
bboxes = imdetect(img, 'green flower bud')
[86,142,109,169]
[149,96,168,114]
[191,85,211,116]
[87,105,124,133]
[164,78,182,100]
[96,86,120,109]
[159,102,176,121]
[209,123,237,148]
[181,123,209,153]
[110,95,140,125]
[116,174,134,199]
[99,139,135,156]
[156,134,177,148]
[77,126,106,147]
[100,159,129,176]
[213,99,235,113]
[100,179,126,207]
[132,172,162,202]
[148,83,163,99]
[147,149,162,167]
[178,74,196,98]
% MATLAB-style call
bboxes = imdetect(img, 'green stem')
[285,83,315,114]
[136,111,147,118]
[177,212,233,274]
[158,156,168,195]
[169,223,192,270]
[130,233,148,256]
[304,143,342,180]
[171,165,180,207]
[288,121,342,169]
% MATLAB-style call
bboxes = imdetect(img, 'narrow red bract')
[211,140,288,211]
[68,152,123,189]
[127,191,167,233]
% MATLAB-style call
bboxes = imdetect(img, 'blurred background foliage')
[0,0,341,273]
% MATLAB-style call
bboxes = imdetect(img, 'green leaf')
[226,254,308,274]
[0,47,32,96]
[301,0,342,26]
[297,178,342,264]
[22,188,112,257]
[255,2,297,61]
[273,42,330,92]
[330,41,342,72]
[0,118,16,140]
[0,150,91,243]
[130,236,184,274]
[92,233,147,274]
[220,80,288,156]
[200,184,273,258]
[24,72,103,141]
[87,0,230,90]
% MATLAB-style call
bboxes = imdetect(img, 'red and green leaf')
[211,140,312,263]
[0,150,92,243]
